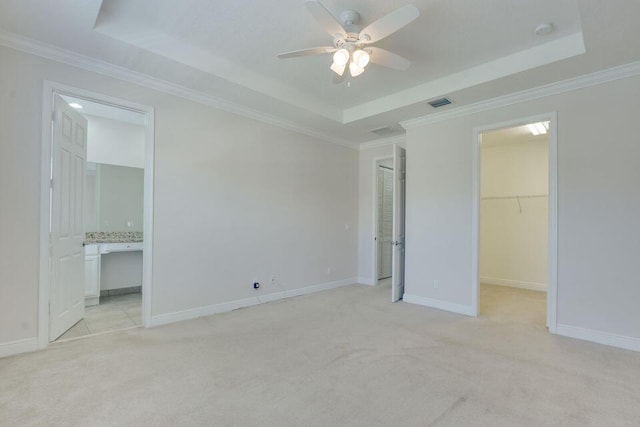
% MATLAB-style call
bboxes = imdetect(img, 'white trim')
[401,60,640,130]
[39,81,155,349]
[0,29,355,150]
[556,324,640,353]
[357,277,375,286]
[359,135,406,151]
[480,277,547,292]
[547,116,559,333]
[402,294,475,317]
[0,338,39,359]
[150,278,357,327]
[471,112,558,331]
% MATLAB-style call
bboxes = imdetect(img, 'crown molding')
[359,135,406,151]
[0,29,357,150]
[401,59,640,130]
[346,33,586,124]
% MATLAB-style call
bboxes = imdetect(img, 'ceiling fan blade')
[305,0,346,38]
[367,47,411,70]
[359,4,420,44]
[277,46,336,59]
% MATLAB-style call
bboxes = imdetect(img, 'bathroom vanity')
[84,232,143,306]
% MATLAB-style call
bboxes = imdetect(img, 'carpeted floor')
[1,283,639,426]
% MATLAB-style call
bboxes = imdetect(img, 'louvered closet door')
[391,145,406,303]
[378,167,393,279]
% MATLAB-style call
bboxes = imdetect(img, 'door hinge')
[52,111,55,122]
[50,178,54,189]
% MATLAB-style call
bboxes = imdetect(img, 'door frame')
[471,112,558,332]
[371,155,394,286]
[38,81,155,349]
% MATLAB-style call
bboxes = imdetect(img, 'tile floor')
[57,292,142,341]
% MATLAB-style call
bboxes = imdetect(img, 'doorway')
[39,82,155,348]
[373,144,406,302]
[472,115,557,331]
[376,159,394,283]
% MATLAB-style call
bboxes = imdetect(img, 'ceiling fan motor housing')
[340,9,361,27]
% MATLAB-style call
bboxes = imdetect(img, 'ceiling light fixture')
[527,121,549,136]
[68,103,83,109]
[330,61,346,76]
[352,49,370,68]
[534,23,554,36]
[330,48,349,76]
[349,61,365,77]
[278,2,420,83]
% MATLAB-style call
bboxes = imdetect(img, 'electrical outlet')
[271,275,276,284]
[253,282,260,289]
[433,280,439,289]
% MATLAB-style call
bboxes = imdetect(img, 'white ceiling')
[61,95,146,126]
[1,1,640,147]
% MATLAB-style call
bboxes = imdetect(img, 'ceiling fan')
[277,1,420,83]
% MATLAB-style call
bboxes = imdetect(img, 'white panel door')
[50,95,87,341]
[391,145,406,302]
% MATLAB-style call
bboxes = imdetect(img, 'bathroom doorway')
[39,83,154,347]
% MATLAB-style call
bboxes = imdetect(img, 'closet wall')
[480,132,549,291]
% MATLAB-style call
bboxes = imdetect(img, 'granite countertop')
[85,231,143,244]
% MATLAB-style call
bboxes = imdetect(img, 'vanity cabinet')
[84,244,100,306]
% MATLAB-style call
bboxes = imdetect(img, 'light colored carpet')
[1,283,639,426]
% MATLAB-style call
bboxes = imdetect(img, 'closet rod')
[481,194,548,200]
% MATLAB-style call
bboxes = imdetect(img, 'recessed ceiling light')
[68,102,83,109]
[534,23,554,36]
[527,121,550,136]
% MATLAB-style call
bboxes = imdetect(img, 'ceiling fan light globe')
[349,61,365,77]
[333,48,350,66]
[330,61,346,76]
[353,49,370,68]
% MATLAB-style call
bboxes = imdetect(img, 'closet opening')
[376,158,394,287]
[372,144,406,302]
[473,116,557,330]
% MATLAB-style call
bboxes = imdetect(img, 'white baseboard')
[480,276,547,292]
[403,294,476,316]
[357,276,375,286]
[556,324,640,352]
[151,277,357,327]
[0,337,39,359]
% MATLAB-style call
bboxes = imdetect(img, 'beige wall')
[86,114,145,168]
[0,45,358,345]
[480,138,549,290]
[96,164,144,232]
[405,74,640,341]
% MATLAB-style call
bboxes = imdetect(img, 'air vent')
[427,97,452,108]
[370,124,404,137]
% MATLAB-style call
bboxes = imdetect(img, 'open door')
[391,144,406,302]
[49,95,87,341]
